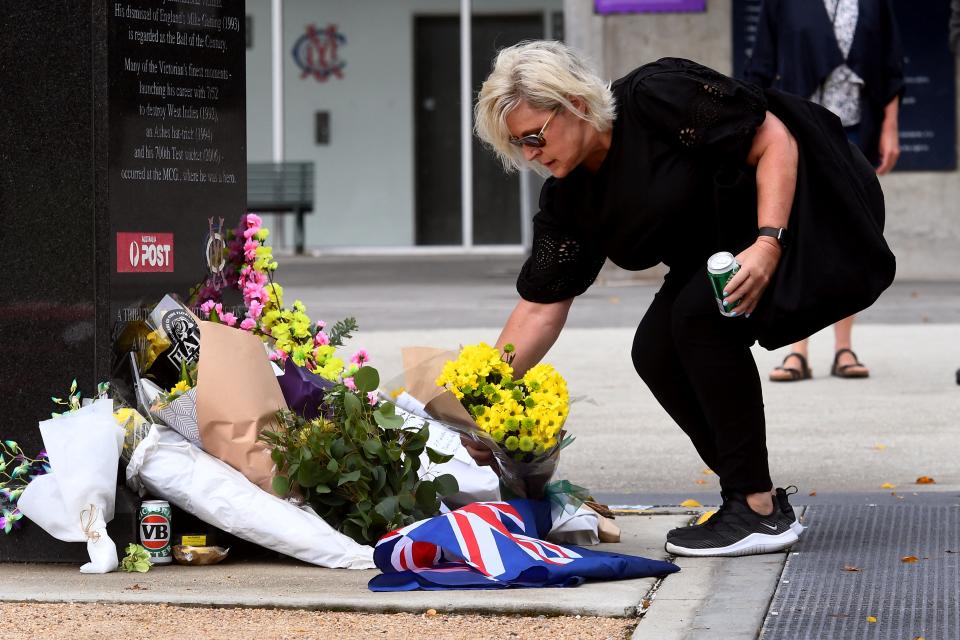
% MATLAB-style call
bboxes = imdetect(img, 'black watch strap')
[758,226,788,248]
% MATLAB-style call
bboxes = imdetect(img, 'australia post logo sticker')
[140,514,171,551]
[117,232,174,273]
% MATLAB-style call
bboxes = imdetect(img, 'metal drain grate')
[761,504,960,640]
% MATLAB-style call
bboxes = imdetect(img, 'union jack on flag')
[368,499,679,591]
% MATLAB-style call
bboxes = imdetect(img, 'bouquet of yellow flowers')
[433,343,572,498]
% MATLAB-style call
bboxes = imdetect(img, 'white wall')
[246,0,561,250]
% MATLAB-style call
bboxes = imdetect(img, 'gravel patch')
[2,602,636,639]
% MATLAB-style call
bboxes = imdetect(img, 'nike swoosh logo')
[762,523,780,531]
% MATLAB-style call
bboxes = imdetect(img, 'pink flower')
[200,300,217,315]
[240,318,256,331]
[343,377,356,391]
[221,312,238,327]
[315,320,326,330]
[245,213,263,228]
[248,300,264,320]
[269,349,287,363]
[367,391,379,406]
[243,238,259,261]
[314,331,330,346]
[243,281,267,305]
[350,349,370,366]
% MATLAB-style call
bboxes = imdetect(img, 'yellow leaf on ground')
[696,510,717,525]
[867,616,878,623]
[916,476,936,485]
[842,565,861,572]
[809,491,817,497]
[679,499,702,508]
[695,479,708,485]
[880,482,895,489]
[424,608,438,617]
[901,555,919,563]
[702,468,715,475]
[873,444,887,451]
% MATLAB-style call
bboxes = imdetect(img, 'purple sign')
[595,0,706,13]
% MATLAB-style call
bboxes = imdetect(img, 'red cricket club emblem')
[292,23,347,82]
[140,514,171,550]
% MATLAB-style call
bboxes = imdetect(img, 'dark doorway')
[414,14,544,245]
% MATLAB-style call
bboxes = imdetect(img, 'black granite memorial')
[0,0,246,561]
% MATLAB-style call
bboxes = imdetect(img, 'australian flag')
[368,499,679,591]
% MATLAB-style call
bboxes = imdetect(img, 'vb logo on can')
[138,500,173,563]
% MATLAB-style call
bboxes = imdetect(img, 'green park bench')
[246,161,315,254]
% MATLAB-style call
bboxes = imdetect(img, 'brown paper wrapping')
[597,515,621,543]
[402,346,483,431]
[195,320,288,495]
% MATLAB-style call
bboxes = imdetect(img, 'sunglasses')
[508,108,559,148]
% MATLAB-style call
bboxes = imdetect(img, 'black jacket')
[744,0,905,165]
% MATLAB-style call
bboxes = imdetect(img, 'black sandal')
[770,352,812,382]
[831,348,870,378]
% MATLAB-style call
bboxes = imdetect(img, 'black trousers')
[631,265,773,495]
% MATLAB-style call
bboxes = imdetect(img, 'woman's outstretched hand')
[723,238,782,316]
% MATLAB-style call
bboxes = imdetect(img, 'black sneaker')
[776,486,804,536]
[665,493,799,557]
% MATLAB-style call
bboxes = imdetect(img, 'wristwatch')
[758,226,788,249]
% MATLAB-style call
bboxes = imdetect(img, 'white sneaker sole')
[790,521,805,536]
[666,529,799,558]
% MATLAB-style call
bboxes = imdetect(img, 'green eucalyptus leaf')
[270,449,284,466]
[326,459,339,473]
[353,366,380,393]
[415,479,436,512]
[343,392,362,418]
[272,475,290,496]
[313,483,331,494]
[331,438,348,459]
[373,409,404,430]
[398,492,415,511]
[337,469,362,486]
[297,461,321,487]
[425,447,455,465]
[374,495,399,523]
[371,466,387,493]
[362,439,384,458]
[434,473,459,497]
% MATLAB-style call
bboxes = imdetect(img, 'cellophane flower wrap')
[434,343,572,499]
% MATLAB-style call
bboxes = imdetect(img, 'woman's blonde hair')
[474,40,615,174]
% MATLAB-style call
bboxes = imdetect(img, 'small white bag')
[18,399,126,573]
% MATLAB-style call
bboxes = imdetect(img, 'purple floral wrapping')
[277,360,335,420]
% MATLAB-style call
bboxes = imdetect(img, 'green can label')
[138,500,172,564]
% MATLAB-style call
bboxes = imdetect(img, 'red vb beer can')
[138,500,172,564]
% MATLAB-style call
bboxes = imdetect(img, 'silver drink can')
[707,251,740,317]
